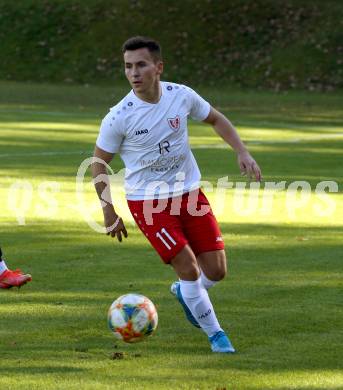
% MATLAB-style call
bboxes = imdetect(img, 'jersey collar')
[129,82,165,106]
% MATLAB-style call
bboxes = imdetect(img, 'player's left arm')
[203,106,262,181]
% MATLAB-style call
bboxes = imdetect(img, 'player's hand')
[237,150,262,182]
[103,209,128,242]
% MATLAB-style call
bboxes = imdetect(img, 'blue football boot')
[209,330,236,353]
[170,281,201,328]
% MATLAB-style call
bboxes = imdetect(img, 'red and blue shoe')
[0,269,32,289]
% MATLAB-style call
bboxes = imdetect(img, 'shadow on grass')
[0,220,342,372]
[0,146,342,194]
[0,366,85,374]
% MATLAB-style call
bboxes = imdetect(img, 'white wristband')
[106,217,120,234]
[112,217,120,230]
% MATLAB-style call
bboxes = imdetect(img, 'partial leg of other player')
[0,246,32,289]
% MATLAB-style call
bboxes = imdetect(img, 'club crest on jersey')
[167,115,180,131]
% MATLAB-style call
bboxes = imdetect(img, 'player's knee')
[214,252,227,280]
[176,262,200,281]
[212,266,226,281]
[204,262,226,281]
[186,264,200,280]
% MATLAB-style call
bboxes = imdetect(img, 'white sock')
[200,271,218,290]
[180,278,221,337]
[0,260,8,275]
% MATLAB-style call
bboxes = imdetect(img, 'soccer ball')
[108,293,158,343]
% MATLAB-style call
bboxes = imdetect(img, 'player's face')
[124,48,163,94]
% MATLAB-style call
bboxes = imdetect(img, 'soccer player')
[92,36,261,353]
[0,246,32,289]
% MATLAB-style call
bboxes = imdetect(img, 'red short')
[127,189,225,263]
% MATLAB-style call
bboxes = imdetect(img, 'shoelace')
[211,331,224,342]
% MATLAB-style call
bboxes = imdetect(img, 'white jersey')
[96,81,211,200]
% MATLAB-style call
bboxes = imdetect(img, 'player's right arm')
[92,146,128,242]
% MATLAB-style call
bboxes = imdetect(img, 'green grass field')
[0,81,342,390]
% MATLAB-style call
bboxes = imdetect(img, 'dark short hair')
[122,36,162,62]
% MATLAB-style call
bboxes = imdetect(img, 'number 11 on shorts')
[156,228,177,250]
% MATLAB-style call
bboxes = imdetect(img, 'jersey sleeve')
[187,87,211,121]
[96,111,125,154]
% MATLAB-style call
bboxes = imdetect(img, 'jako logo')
[135,129,149,135]
[198,309,211,319]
